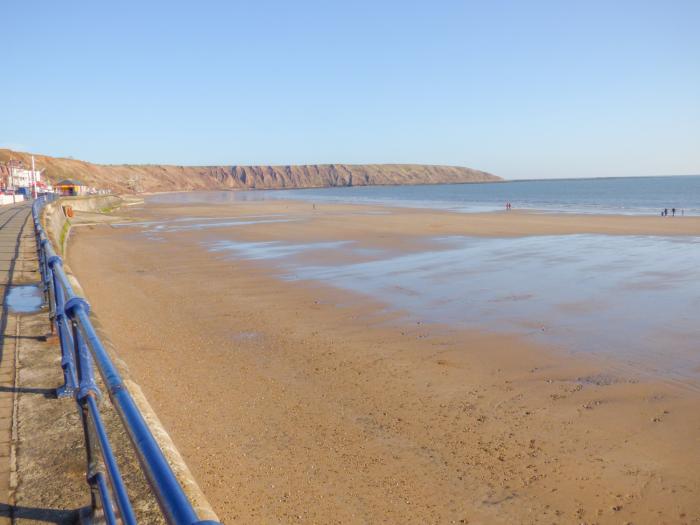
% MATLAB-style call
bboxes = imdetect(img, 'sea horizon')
[150,174,700,216]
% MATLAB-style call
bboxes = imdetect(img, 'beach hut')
[55,179,86,196]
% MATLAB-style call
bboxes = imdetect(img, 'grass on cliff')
[59,219,71,253]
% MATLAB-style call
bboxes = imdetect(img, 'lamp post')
[9,162,15,204]
[31,155,37,199]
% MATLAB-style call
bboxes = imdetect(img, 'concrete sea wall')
[43,195,121,256]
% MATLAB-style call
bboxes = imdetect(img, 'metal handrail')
[31,196,219,525]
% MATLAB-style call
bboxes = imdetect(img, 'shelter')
[55,179,86,196]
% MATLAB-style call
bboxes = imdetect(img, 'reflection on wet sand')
[205,234,700,381]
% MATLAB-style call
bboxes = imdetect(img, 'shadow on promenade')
[0,502,78,523]
[0,385,55,398]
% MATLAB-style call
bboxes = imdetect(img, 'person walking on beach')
[672,207,676,216]
[664,208,668,217]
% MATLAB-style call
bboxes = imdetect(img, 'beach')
[68,199,700,524]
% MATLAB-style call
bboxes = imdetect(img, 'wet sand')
[69,200,700,524]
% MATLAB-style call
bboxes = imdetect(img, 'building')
[1,159,44,195]
[55,179,86,196]
[10,166,43,188]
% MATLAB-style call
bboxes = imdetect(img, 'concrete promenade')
[0,202,88,523]
[0,202,36,522]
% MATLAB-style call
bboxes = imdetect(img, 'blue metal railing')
[32,196,220,525]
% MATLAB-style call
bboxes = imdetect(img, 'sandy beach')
[68,199,700,524]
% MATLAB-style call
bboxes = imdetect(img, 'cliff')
[0,149,500,193]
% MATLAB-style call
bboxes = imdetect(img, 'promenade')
[0,202,91,523]
[0,202,35,522]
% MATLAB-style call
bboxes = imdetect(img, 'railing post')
[33,201,55,334]
[42,240,57,337]
[34,219,45,296]
[71,319,106,521]
[40,239,52,311]
[32,203,49,307]
[48,255,78,398]
[68,298,137,525]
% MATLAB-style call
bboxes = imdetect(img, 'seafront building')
[8,166,43,188]
[0,158,50,196]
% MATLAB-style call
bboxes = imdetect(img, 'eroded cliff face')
[0,149,500,193]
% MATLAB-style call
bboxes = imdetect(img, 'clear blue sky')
[2,1,698,179]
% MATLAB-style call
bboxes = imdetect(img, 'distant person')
[672,207,676,216]
[664,208,668,217]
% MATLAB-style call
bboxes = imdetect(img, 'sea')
[151,174,700,216]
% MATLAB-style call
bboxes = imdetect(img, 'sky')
[2,1,699,180]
